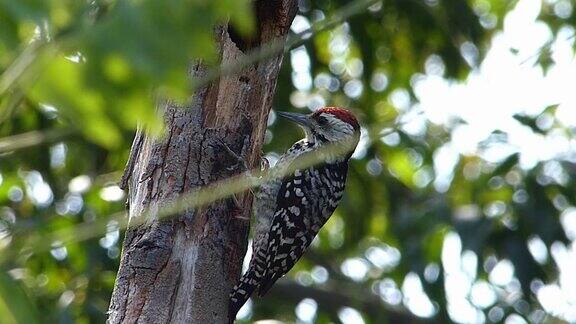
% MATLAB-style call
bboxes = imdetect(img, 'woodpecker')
[229,107,360,321]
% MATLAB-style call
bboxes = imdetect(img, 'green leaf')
[513,114,545,135]
[0,0,49,23]
[0,270,40,324]
[541,104,559,116]
[31,56,122,148]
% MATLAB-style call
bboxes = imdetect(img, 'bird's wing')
[257,166,310,295]
[257,165,342,296]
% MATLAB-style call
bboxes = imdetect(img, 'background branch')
[268,280,432,324]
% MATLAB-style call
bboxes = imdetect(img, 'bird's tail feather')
[228,268,259,323]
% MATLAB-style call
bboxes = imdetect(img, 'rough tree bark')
[107,1,298,323]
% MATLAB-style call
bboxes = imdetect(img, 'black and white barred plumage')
[229,107,360,321]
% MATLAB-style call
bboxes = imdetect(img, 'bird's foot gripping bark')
[259,156,270,172]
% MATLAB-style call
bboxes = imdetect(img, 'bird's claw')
[260,157,270,171]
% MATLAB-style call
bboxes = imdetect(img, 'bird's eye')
[317,116,328,125]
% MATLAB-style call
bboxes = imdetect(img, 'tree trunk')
[107,2,298,323]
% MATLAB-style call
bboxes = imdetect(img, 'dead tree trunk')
[107,2,298,323]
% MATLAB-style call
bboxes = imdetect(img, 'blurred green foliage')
[1,0,253,146]
[1,0,576,323]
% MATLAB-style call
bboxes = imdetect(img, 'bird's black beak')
[276,111,313,128]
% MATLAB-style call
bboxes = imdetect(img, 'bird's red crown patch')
[315,107,360,131]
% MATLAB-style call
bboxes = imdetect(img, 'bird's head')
[277,107,360,152]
